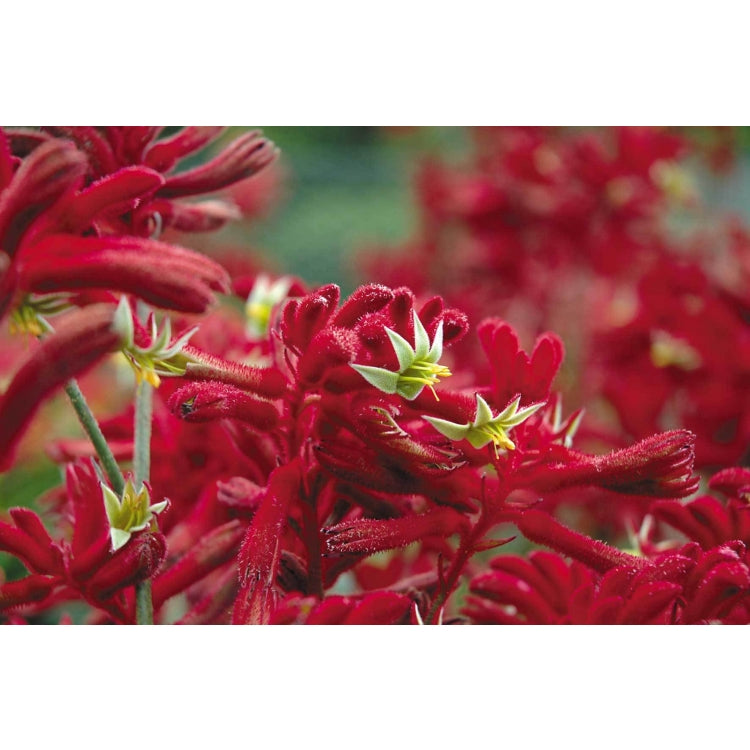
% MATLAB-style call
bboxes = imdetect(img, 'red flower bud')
[0,304,120,469]
[331,283,394,328]
[0,574,57,611]
[233,461,301,624]
[143,127,226,172]
[169,381,280,430]
[152,520,245,608]
[0,138,87,255]
[0,511,64,574]
[510,509,650,574]
[157,131,278,198]
[86,532,167,600]
[324,508,467,556]
[281,284,340,351]
[21,235,230,313]
[181,345,287,398]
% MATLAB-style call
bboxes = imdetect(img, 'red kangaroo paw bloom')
[157,131,278,199]
[0,138,87,256]
[510,509,650,574]
[233,461,302,624]
[270,591,412,625]
[653,494,750,550]
[324,508,468,556]
[281,284,340,351]
[180,345,287,398]
[0,509,65,575]
[19,235,230,314]
[477,319,564,406]
[0,304,120,469]
[709,468,750,500]
[152,520,245,608]
[168,381,280,430]
[512,429,698,499]
[85,532,167,600]
[592,429,699,497]
[0,574,58,611]
[143,127,226,172]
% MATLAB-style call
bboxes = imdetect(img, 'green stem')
[135,579,154,625]
[133,380,153,487]
[133,376,155,625]
[64,379,125,495]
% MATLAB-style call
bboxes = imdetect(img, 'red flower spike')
[86,532,167,600]
[8,508,64,567]
[470,569,564,623]
[0,513,64,574]
[330,283,394,328]
[324,508,467,556]
[181,345,287,398]
[593,430,698,498]
[709,468,750,500]
[169,381,280,430]
[20,235,230,314]
[679,545,750,623]
[0,304,120,469]
[513,430,698,499]
[233,461,302,624]
[281,284,340,351]
[143,127,226,173]
[511,509,650,574]
[0,575,57,611]
[157,131,278,199]
[152,520,245,608]
[58,166,165,234]
[296,327,360,386]
[478,319,564,406]
[0,138,87,256]
[66,460,111,570]
[616,581,682,625]
[653,495,750,550]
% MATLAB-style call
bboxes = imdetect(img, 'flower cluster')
[0,126,748,625]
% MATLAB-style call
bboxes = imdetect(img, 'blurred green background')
[220,126,473,291]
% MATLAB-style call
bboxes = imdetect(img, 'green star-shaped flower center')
[351,310,451,401]
[102,478,168,551]
[112,297,197,388]
[424,394,544,457]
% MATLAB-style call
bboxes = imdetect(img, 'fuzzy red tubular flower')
[464,551,681,625]
[85,533,167,600]
[179,345,288,398]
[512,429,698,499]
[478,319,564,406]
[323,508,468,557]
[0,129,239,322]
[0,509,65,575]
[156,131,277,199]
[15,235,230,314]
[0,137,88,257]
[0,304,120,469]
[233,460,303,624]
[44,126,279,235]
[168,381,280,430]
[509,509,651,574]
[152,520,246,609]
